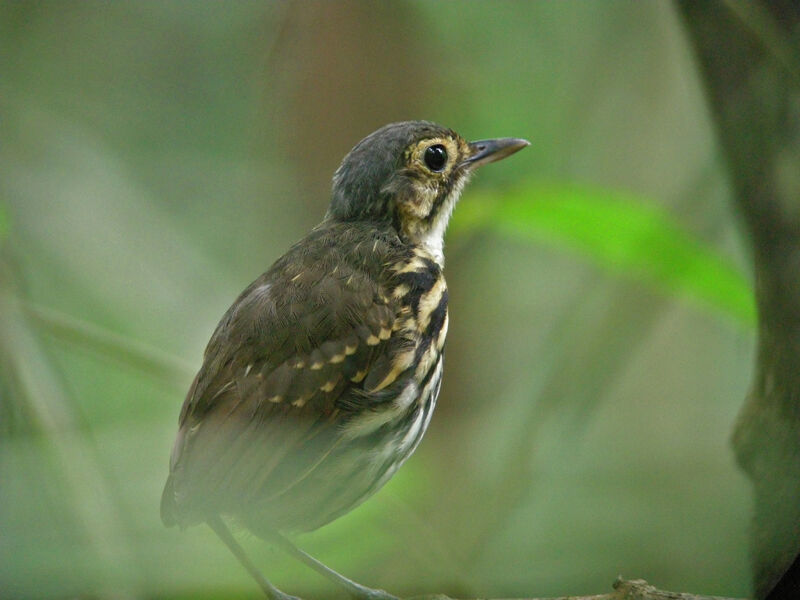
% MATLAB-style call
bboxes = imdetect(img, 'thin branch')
[0,288,139,599]
[23,301,194,387]
[406,577,745,600]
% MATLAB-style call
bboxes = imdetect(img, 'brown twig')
[406,577,746,600]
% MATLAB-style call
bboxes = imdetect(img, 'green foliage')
[453,183,755,327]
[0,203,8,240]
[1,2,755,599]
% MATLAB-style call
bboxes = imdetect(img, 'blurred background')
[1,2,756,599]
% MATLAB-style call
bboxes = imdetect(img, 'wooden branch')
[406,577,745,600]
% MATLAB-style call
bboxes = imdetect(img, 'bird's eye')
[423,144,448,172]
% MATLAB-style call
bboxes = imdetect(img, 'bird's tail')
[160,474,178,527]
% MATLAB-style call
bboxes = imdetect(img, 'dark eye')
[423,144,448,172]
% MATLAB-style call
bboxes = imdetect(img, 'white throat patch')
[419,175,468,267]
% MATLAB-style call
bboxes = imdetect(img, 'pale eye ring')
[423,144,448,172]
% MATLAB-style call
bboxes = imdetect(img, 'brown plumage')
[161,121,528,599]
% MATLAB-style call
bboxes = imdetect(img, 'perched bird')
[161,121,528,599]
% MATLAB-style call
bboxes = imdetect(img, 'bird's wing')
[162,237,413,527]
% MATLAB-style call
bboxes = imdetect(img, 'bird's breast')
[340,246,448,442]
[390,247,448,380]
[391,247,448,335]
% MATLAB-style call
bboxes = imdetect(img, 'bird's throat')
[407,174,466,267]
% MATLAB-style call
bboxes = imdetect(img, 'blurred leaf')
[0,203,8,240]
[452,183,756,327]
[0,288,138,597]
[25,302,194,389]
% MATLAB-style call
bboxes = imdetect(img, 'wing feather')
[161,227,410,527]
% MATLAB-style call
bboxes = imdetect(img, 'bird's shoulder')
[180,222,418,422]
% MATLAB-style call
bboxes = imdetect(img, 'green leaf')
[24,302,194,387]
[452,183,756,327]
[0,203,8,240]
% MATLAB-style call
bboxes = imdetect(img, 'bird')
[161,120,528,600]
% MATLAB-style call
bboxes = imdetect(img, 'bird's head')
[327,121,528,263]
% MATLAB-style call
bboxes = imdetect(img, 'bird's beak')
[463,137,530,169]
